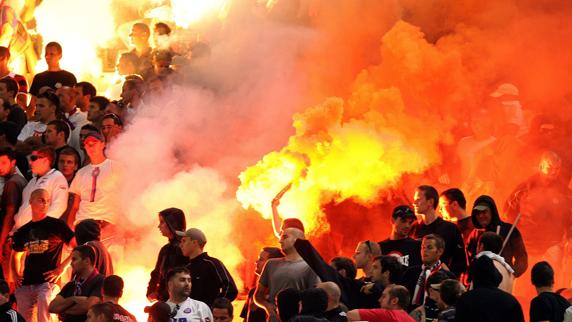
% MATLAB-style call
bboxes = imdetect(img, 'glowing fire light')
[171,0,230,28]
[34,0,115,84]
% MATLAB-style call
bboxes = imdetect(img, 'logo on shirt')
[387,251,410,266]
[26,240,49,254]
[183,308,192,314]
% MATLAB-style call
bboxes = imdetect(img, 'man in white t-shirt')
[13,145,68,229]
[18,91,59,143]
[166,267,213,322]
[68,131,119,232]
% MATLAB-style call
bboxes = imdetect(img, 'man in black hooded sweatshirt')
[466,195,528,277]
[455,255,525,322]
[147,207,188,301]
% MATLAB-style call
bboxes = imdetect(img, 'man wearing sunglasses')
[13,145,68,230]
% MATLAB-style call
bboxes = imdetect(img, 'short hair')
[423,234,445,250]
[89,302,114,322]
[211,297,233,316]
[0,121,18,145]
[90,96,110,111]
[119,52,140,68]
[123,78,145,95]
[262,247,284,259]
[276,288,301,322]
[531,261,554,287]
[46,42,63,55]
[37,90,60,108]
[0,77,19,98]
[300,288,328,315]
[330,256,357,280]
[440,188,466,210]
[30,188,48,201]
[478,231,503,254]
[426,271,450,292]
[439,279,465,306]
[73,245,96,265]
[166,267,190,282]
[48,119,71,141]
[0,46,10,59]
[417,185,439,209]
[33,145,56,165]
[103,275,124,298]
[0,279,9,295]
[154,22,171,35]
[375,255,403,284]
[76,81,96,97]
[386,285,410,310]
[0,146,16,161]
[81,123,99,132]
[102,113,123,126]
[132,22,150,35]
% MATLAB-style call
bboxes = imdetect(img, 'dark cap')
[280,218,305,233]
[175,228,207,244]
[84,130,104,142]
[392,205,416,220]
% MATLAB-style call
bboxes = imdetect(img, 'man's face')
[279,228,297,252]
[57,154,78,178]
[212,308,232,322]
[255,250,271,276]
[352,242,370,269]
[120,84,134,103]
[44,46,62,66]
[379,287,394,309]
[475,208,492,227]
[130,26,150,48]
[0,83,9,101]
[168,272,191,298]
[35,98,55,123]
[116,56,135,76]
[44,124,60,146]
[57,87,76,112]
[392,216,414,238]
[29,151,51,175]
[83,137,105,158]
[413,190,432,215]
[421,239,442,265]
[428,286,441,304]
[101,118,121,141]
[70,250,88,274]
[371,260,388,286]
[30,190,50,218]
[179,236,197,257]
[74,86,89,108]
[438,196,454,219]
[158,215,171,238]
[87,102,104,123]
[0,155,14,176]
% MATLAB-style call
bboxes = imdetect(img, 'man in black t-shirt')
[102,275,136,322]
[0,78,26,132]
[379,205,421,268]
[49,245,105,322]
[12,188,75,322]
[530,261,570,322]
[28,42,77,118]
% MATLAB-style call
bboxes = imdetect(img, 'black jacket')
[187,252,238,306]
[294,239,378,309]
[466,195,528,277]
[455,256,525,322]
[147,209,188,301]
[0,302,25,322]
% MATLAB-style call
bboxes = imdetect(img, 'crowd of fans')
[0,19,570,322]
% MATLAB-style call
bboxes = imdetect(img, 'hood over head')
[471,195,502,229]
[159,207,186,239]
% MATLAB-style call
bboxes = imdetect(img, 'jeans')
[15,282,57,322]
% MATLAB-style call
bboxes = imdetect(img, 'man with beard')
[166,267,212,322]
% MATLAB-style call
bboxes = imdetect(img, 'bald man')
[254,219,320,322]
[318,282,347,322]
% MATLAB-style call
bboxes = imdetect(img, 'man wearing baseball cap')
[379,205,422,268]
[254,218,320,322]
[177,227,238,306]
